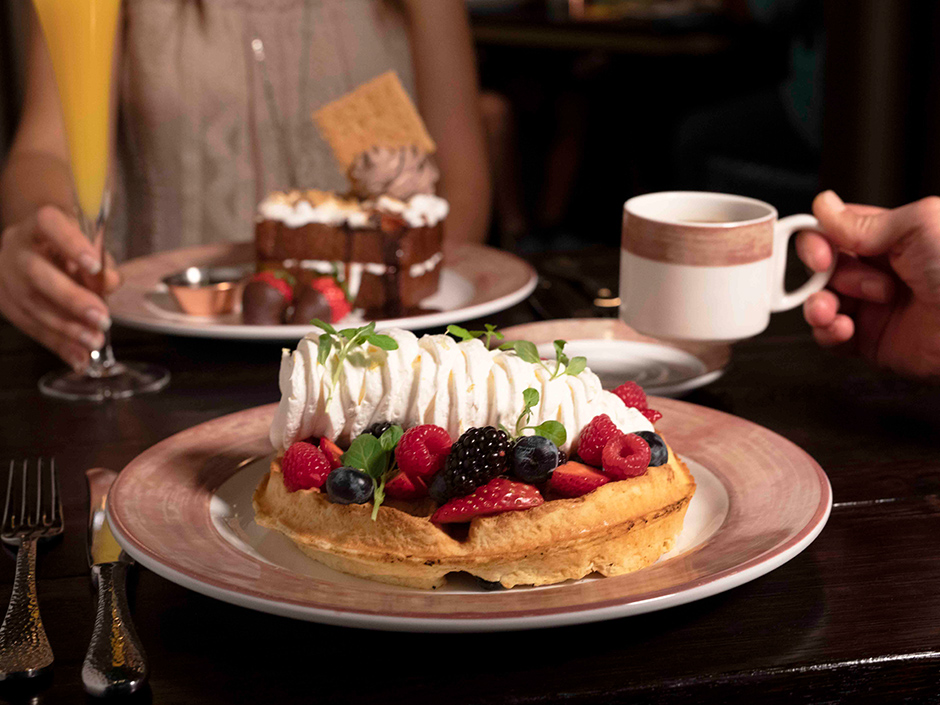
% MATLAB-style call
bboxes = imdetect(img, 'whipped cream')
[269,329,653,454]
[258,191,449,229]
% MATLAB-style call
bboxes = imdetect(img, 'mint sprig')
[510,387,568,447]
[312,320,399,404]
[498,338,586,380]
[341,425,404,520]
[446,323,505,348]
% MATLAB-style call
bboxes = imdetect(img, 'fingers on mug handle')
[771,214,837,313]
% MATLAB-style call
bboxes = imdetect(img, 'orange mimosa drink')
[32,0,121,219]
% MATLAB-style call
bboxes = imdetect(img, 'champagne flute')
[32,0,169,401]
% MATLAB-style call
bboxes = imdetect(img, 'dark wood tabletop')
[1,247,939,705]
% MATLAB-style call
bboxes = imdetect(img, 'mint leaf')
[553,340,568,365]
[565,357,587,376]
[339,327,361,340]
[379,425,404,452]
[342,434,387,479]
[498,341,516,351]
[528,420,567,447]
[366,334,399,351]
[446,324,476,341]
[522,387,539,409]
[317,334,332,366]
[512,341,541,365]
[311,318,336,335]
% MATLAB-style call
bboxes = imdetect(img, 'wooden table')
[1,248,939,704]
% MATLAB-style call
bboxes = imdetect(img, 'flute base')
[39,362,170,402]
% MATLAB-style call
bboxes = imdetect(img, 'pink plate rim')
[108,399,831,631]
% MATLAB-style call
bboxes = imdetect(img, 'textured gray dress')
[112,0,416,260]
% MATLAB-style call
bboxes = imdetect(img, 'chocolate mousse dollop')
[348,146,439,201]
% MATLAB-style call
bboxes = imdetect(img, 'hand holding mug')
[797,190,940,379]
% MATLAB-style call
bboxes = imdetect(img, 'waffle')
[253,441,695,589]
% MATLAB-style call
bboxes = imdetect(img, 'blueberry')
[636,431,668,467]
[510,436,560,484]
[428,472,449,504]
[325,467,374,504]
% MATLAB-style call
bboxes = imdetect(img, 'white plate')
[108,400,831,632]
[109,243,537,341]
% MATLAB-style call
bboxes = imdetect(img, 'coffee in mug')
[620,191,835,341]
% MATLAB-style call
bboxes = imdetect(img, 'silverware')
[0,459,63,681]
[82,468,147,697]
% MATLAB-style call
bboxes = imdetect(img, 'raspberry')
[437,426,510,500]
[250,271,294,304]
[613,381,647,410]
[396,425,452,482]
[601,433,651,480]
[641,408,663,424]
[309,277,352,322]
[576,414,623,467]
[281,441,332,491]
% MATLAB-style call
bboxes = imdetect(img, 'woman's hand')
[0,205,120,371]
[797,190,940,379]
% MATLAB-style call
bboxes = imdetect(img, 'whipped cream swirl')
[269,329,653,454]
[348,146,440,201]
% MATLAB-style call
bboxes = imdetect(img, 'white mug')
[620,191,835,341]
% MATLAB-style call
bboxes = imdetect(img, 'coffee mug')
[620,191,836,341]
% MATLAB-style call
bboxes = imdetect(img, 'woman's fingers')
[17,247,111,332]
[0,281,91,371]
[813,314,855,348]
[34,205,101,275]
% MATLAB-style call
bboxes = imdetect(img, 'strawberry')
[396,424,452,482]
[281,441,332,491]
[613,381,662,424]
[601,433,651,480]
[249,270,294,305]
[319,437,344,470]
[384,471,428,500]
[309,277,352,322]
[548,461,610,498]
[576,414,624,467]
[431,477,543,524]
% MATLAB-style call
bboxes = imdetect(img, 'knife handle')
[82,562,148,697]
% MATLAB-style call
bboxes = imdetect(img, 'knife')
[83,468,148,697]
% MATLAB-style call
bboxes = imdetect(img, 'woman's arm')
[400,0,492,246]
[0,6,118,368]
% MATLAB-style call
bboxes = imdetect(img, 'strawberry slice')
[319,437,344,470]
[548,461,610,498]
[385,472,428,500]
[431,477,543,524]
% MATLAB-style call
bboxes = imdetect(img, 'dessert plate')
[109,243,537,340]
[108,399,831,632]
[503,319,732,397]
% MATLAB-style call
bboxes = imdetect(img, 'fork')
[0,459,63,680]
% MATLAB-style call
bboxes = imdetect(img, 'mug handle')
[771,214,837,312]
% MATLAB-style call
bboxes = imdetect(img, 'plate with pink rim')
[109,242,537,341]
[107,398,831,632]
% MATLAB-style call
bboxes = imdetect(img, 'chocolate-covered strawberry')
[242,271,293,325]
[288,283,332,324]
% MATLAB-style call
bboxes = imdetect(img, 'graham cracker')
[313,71,436,170]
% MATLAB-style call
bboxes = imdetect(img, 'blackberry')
[558,449,568,466]
[363,421,393,439]
[439,426,510,500]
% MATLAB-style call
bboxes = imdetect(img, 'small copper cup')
[163,266,248,316]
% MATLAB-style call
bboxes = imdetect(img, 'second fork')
[0,459,63,680]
